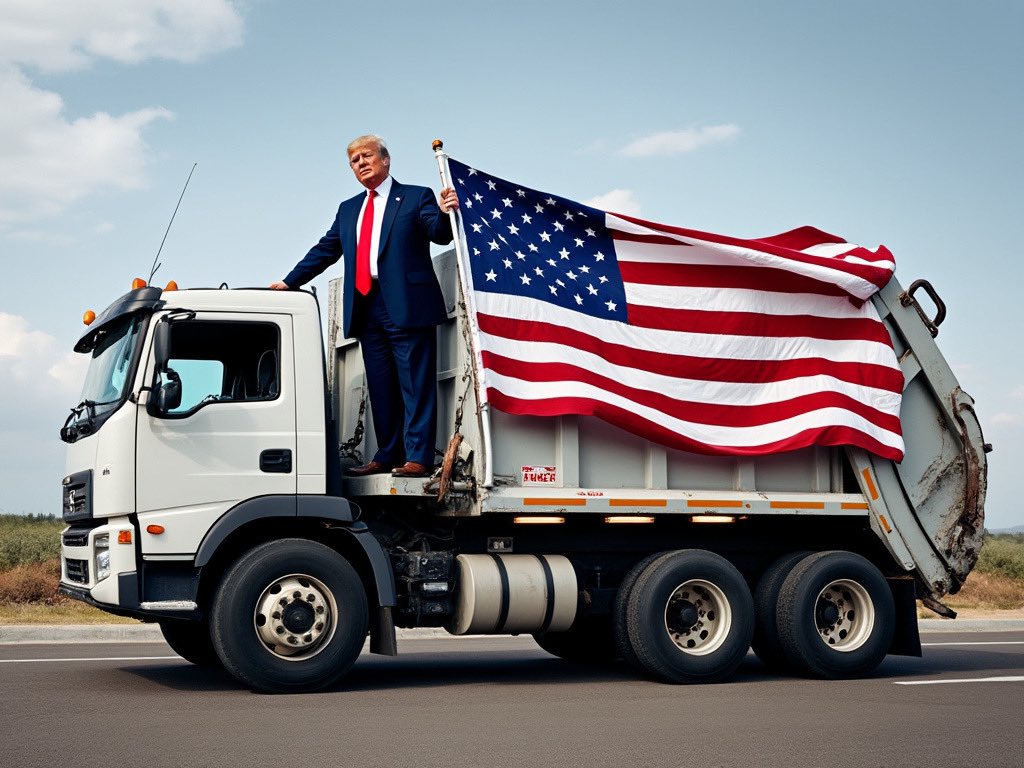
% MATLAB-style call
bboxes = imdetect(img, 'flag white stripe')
[479,331,903,413]
[623,282,881,319]
[475,292,900,368]
[607,216,887,300]
[484,371,905,450]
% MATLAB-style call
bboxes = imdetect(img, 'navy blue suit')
[284,180,453,466]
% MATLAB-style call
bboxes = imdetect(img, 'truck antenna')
[148,162,197,285]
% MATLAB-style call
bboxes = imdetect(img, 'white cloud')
[620,124,740,158]
[0,0,244,73]
[0,1,244,224]
[585,189,642,217]
[0,67,172,223]
[0,313,87,431]
[1012,385,1024,401]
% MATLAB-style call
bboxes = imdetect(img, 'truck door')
[135,312,296,555]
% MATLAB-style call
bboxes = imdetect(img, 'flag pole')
[432,139,494,488]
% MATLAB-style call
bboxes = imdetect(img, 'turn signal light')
[164,280,178,291]
[117,530,133,544]
[132,277,148,290]
[146,524,165,535]
[83,310,96,325]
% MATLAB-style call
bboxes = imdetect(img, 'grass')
[0,514,63,570]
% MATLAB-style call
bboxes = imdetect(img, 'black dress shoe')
[391,461,431,478]
[345,460,396,476]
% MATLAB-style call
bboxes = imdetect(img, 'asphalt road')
[2,632,1022,768]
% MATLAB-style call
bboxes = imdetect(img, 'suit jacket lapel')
[377,179,403,259]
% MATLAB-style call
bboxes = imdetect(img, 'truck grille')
[65,558,89,585]
[62,470,92,522]
[62,529,90,547]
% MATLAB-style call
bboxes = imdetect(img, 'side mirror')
[147,369,182,416]
[153,321,172,373]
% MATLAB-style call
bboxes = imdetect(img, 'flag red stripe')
[476,312,903,392]
[626,304,893,344]
[482,352,902,433]
[485,389,904,460]
[619,261,851,296]
[609,218,893,288]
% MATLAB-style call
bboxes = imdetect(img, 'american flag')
[447,158,904,461]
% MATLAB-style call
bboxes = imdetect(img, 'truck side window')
[156,320,280,416]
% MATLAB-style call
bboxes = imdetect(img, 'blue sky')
[0,1,1021,528]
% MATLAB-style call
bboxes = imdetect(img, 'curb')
[1,620,1023,645]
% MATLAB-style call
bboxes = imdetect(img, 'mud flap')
[888,577,922,657]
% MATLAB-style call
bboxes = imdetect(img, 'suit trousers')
[356,283,438,467]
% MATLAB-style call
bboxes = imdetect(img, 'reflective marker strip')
[769,501,825,510]
[522,498,586,506]
[687,500,745,508]
[608,499,668,507]
[862,468,879,499]
[878,514,893,534]
[841,502,870,510]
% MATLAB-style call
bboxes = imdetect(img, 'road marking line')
[895,676,1024,686]
[922,641,1024,647]
[0,656,180,664]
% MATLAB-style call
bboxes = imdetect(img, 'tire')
[751,551,811,672]
[625,550,754,684]
[210,538,369,694]
[776,551,894,679]
[613,552,673,669]
[533,615,617,664]
[158,619,220,667]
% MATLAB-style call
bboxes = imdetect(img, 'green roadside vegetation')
[1,514,1022,624]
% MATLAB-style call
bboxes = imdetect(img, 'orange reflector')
[164,280,178,291]
[146,524,165,535]
[878,514,893,534]
[604,516,656,524]
[82,310,96,325]
[513,516,566,524]
[132,277,148,290]
[117,530,133,544]
[687,499,745,508]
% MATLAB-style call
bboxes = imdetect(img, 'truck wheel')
[613,552,672,669]
[625,550,754,684]
[533,615,617,664]
[158,619,220,667]
[210,538,369,694]
[776,551,894,678]
[751,551,810,672]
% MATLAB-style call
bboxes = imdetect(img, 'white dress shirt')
[356,175,393,279]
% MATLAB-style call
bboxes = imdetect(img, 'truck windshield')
[61,314,146,441]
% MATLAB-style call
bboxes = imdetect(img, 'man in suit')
[271,135,459,477]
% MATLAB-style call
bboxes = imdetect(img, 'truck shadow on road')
[121,642,1023,695]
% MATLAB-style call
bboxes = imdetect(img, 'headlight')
[95,533,110,582]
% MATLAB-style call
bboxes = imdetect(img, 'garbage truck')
[58,246,987,693]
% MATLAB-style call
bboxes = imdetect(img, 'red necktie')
[356,190,376,295]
